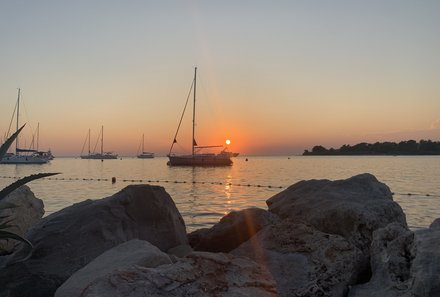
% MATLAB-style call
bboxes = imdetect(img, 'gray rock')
[349,218,440,297]
[0,186,44,253]
[430,218,440,230]
[348,223,414,297]
[410,219,440,296]
[55,239,172,297]
[188,208,277,252]
[78,252,277,297]
[232,219,366,297]
[267,173,407,251]
[167,244,193,258]
[0,184,188,297]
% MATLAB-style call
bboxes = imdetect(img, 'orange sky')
[1,1,440,156]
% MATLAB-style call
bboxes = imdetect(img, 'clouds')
[430,119,440,130]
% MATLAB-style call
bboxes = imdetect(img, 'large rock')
[0,185,44,253]
[349,218,440,297]
[267,173,407,251]
[0,184,188,297]
[55,239,172,297]
[411,219,440,296]
[347,223,414,297]
[188,208,278,252]
[77,252,277,297]
[232,219,366,297]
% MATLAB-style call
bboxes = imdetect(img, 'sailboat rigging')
[137,134,154,158]
[1,89,49,164]
[80,126,118,160]
[167,67,232,166]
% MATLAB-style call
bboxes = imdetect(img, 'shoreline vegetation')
[303,139,440,156]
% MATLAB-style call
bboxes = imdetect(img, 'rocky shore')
[0,173,438,297]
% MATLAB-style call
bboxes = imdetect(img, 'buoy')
[245,158,248,161]
[112,177,116,184]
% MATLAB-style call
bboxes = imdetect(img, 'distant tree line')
[303,140,440,155]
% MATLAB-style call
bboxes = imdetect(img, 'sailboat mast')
[142,133,145,153]
[16,88,21,154]
[101,125,104,155]
[192,67,197,156]
[37,122,39,151]
[88,128,91,155]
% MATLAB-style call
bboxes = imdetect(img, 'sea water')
[1,156,439,231]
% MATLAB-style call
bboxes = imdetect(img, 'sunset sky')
[1,1,439,156]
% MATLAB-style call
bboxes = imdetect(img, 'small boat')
[80,126,118,160]
[1,89,49,164]
[167,67,232,166]
[137,134,154,159]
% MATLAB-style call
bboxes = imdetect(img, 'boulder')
[232,219,366,297]
[267,173,407,251]
[347,223,414,297]
[188,208,278,252]
[0,185,44,253]
[77,252,277,297]
[55,239,172,297]
[349,218,440,297]
[410,219,440,296]
[0,184,188,297]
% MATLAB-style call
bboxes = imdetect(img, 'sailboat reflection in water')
[167,67,232,166]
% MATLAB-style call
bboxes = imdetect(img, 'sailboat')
[137,134,154,158]
[0,89,49,164]
[80,126,118,160]
[167,67,232,166]
[33,123,54,160]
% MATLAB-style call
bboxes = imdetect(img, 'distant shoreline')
[303,140,440,156]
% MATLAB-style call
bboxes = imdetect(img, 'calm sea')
[1,156,439,231]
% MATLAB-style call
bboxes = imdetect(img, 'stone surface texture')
[0,185,44,253]
[267,173,407,251]
[188,207,278,252]
[0,184,187,297]
[55,239,172,297]
[349,219,440,297]
[78,252,277,297]
[233,219,366,297]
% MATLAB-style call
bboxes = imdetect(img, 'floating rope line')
[2,175,440,194]
[0,175,284,189]
[392,192,440,198]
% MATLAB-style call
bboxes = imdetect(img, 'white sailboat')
[33,123,54,160]
[80,126,118,160]
[137,134,154,158]
[167,67,232,166]
[0,89,49,164]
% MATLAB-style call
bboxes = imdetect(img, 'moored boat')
[167,68,232,166]
[80,126,118,160]
[137,134,154,159]
[0,89,49,164]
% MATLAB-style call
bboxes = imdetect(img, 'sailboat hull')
[0,155,48,164]
[137,153,154,159]
[81,153,118,160]
[168,154,232,166]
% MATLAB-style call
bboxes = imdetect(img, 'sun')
[225,139,231,145]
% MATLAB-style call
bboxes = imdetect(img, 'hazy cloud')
[430,119,440,129]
